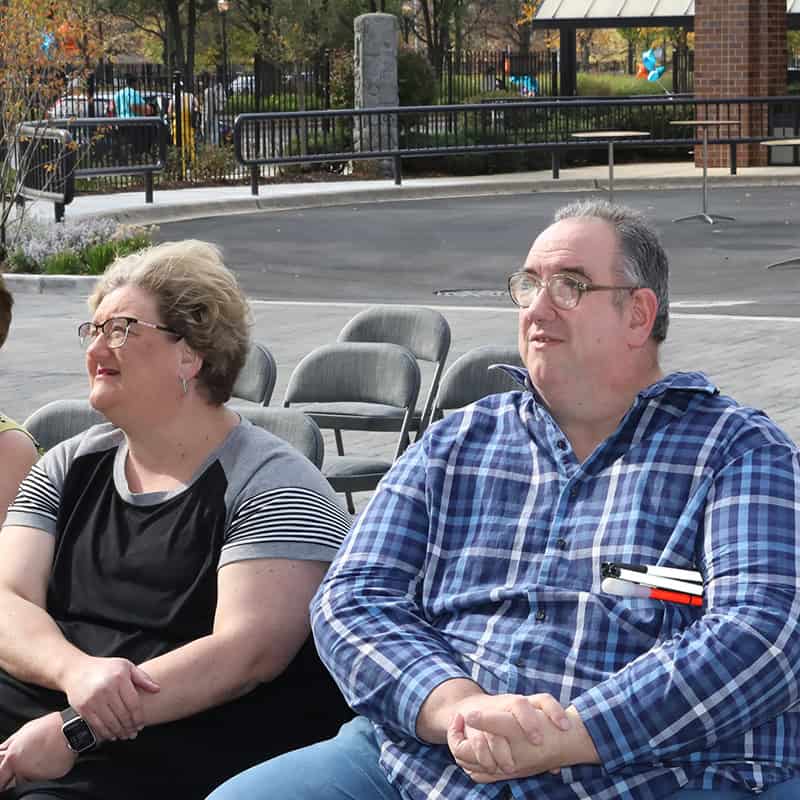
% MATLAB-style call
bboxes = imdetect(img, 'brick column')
[694,0,786,167]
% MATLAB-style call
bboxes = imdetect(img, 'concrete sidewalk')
[21,159,800,226]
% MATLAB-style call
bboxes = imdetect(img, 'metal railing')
[17,117,169,218]
[234,95,800,194]
[15,124,77,221]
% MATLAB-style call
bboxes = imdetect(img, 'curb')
[3,274,97,295]
[105,173,800,225]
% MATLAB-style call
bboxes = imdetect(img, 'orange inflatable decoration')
[57,21,79,58]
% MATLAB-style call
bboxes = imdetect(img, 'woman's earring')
[180,377,189,395]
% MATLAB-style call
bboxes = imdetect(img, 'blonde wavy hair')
[89,240,251,405]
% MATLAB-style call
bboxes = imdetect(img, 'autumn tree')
[0,0,99,248]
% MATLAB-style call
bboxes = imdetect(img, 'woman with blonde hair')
[0,276,38,524]
[0,240,351,800]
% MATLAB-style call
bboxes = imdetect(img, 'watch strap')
[60,706,80,724]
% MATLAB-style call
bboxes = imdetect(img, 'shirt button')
[556,439,567,451]
[535,608,546,621]
[556,537,567,549]
[569,486,578,497]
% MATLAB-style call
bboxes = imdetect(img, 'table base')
[673,212,736,225]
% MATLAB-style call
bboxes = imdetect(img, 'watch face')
[63,718,96,752]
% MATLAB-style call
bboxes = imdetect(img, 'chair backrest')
[234,406,325,469]
[284,342,420,461]
[337,305,450,432]
[432,344,524,421]
[23,398,105,451]
[285,342,420,409]
[231,342,277,406]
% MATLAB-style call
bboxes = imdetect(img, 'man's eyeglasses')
[78,317,181,350]
[507,271,640,311]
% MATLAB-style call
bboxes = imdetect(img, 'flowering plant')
[3,217,156,275]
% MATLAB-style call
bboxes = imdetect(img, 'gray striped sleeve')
[219,486,352,567]
[4,462,60,534]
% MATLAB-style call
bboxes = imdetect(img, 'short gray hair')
[553,199,669,343]
[89,240,251,405]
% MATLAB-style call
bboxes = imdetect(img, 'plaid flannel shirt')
[311,370,800,800]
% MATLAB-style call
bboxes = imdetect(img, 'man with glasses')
[208,200,800,800]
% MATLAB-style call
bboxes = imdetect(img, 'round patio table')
[670,120,741,224]
[570,130,650,205]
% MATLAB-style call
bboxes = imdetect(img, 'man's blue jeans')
[206,716,800,800]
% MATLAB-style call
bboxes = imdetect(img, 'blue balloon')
[647,66,666,82]
[642,49,656,72]
[41,31,56,55]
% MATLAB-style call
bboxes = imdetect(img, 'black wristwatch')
[60,706,97,753]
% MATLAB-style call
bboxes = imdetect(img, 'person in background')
[168,77,198,165]
[0,276,38,525]
[112,74,152,118]
[208,200,800,800]
[0,240,352,800]
[201,71,226,146]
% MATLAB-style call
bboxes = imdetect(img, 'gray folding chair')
[23,399,105,451]
[337,305,450,437]
[283,342,420,513]
[431,344,524,422]
[231,342,277,406]
[234,406,325,469]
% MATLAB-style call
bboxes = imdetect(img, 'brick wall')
[694,0,786,167]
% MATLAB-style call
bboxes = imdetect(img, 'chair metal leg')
[334,429,345,457]
[345,491,355,515]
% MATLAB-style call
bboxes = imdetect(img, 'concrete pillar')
[354,13,399,175]
[694,0,786,167]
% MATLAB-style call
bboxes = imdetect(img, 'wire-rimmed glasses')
[507,271,639,311]
[78,316,181,350]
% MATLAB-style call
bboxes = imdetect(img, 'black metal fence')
[440,50,559,102]
[15,123,77,221]
[19,117,169,216]
[234,95,800,193]
[85,58,333,117]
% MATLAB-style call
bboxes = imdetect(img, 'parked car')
[47,91,116,119]
[229,74,254,95]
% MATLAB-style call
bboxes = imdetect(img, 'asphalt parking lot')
[154,187,800,317]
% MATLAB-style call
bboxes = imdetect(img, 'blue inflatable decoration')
[647,65,666,82]
[41,31,56,56]
[509,74,539,96]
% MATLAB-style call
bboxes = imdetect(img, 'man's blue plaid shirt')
[311,370,800,800]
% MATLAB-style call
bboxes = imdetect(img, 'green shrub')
[82,242,118,274]
[398,49,437,107]
[329,48,355,109]
[398,129,551,176]
[6,249,39,274]
[224,94,302,114]
[280,125,353,175]
[42,250,84,275]
[113,233,153,258]
[191,143,237,182]
[465,89,523,105]
[577,72,674,97]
